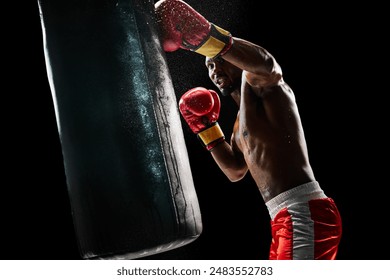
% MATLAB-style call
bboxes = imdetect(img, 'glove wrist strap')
[206,137,225,151]
[193,23,232,58]
[197,122,225,149]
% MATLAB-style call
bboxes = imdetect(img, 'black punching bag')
[37,0,202,259]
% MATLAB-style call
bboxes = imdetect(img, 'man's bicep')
[244,71,282,89]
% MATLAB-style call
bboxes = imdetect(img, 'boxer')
[155,0,342,260]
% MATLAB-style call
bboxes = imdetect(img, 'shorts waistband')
[265,181,327,220]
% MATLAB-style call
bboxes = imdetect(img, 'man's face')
[205,56,242,96]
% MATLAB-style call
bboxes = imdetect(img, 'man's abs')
[233,116,315,202]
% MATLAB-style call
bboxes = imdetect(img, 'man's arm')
[178,88,248,182]
[209,130,248,182]
[222,38,283,89]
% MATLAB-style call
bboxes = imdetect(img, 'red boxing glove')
[154,0,233,58]
[179,87,225,151]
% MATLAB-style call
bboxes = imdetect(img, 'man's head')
[205,56,242,97]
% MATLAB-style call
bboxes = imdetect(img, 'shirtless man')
[155,0,342,259]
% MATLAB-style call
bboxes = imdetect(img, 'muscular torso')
[232,78,315,202]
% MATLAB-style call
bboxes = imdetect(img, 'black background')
[2,0,386,260]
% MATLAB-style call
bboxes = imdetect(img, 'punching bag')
[37,0,202,259]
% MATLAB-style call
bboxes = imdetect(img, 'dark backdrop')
[2,0,386,260]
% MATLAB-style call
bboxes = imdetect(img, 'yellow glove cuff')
[195,24,232,58]
[197,122,225,146]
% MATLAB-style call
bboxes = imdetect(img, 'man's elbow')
[226,168,248,182]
